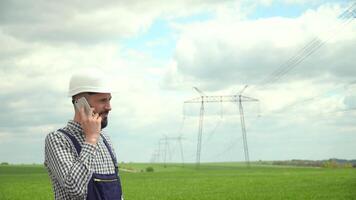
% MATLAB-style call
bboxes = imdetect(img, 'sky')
[0,0,355,164]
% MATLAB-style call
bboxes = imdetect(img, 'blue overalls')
[58,129,123,200]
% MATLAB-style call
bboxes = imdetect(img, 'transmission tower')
[164,136,186,167]
[152,135,186,167]
[162,136,169,167]
[150,149,160,163]
[184,86,258,168]
[150,140,165,163]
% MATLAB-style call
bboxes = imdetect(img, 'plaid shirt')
[44,120,119,200]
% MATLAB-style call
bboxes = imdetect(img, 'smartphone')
[74,97,92,116]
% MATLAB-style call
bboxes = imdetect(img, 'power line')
[273,84,349,114]
[257,80,356,118]
[258,107,356,119]
[211,136,243,161]
[202,100,227,146]
[248,2,356,93]
[203,117,224,146]
[319,107,356,115]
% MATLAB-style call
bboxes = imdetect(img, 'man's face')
[86,93,112,129]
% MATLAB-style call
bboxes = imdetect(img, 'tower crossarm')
[240,95,259,102]
[184,95,259,103]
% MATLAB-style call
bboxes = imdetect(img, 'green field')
[0,163,355,200]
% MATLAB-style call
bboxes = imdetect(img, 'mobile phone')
[74,97,92,116]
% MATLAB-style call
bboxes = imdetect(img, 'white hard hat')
[68,69,112,97]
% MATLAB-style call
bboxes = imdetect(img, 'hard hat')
[68,69,112,97]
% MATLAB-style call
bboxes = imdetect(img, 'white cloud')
[0,0,355,163]
[166,3,355,95]
[0,0,243,44]
[1,1,155,44]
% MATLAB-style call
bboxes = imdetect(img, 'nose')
[105,101,112,111]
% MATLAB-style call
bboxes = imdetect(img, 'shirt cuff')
[79,142,97,166]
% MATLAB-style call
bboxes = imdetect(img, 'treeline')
[272,158,356,168]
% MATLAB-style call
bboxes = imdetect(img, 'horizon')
[2,157,356,165]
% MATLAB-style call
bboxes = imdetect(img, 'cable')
[208,135,243,161]
[248,2,356,93]
[177,115,186,137]
[203,102,226,146]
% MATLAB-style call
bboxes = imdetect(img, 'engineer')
[44,70,123,200]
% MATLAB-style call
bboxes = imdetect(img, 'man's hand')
[78,107,102,145]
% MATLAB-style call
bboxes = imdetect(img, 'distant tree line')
[272,158,356,168]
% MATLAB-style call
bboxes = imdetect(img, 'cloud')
[157,2,356,162]
[0,0,355,163]
[0,0,241,44]
[166,3,355,92]
[344,83,356,108]
[0,2,152,44]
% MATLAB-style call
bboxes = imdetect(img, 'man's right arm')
[45,131,97,198]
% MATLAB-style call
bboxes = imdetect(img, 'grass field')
[0,163,355,200]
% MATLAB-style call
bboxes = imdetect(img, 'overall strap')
[58,129,81,155]
[101,135,119,174]
[58,129,118,174]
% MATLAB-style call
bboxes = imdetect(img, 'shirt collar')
[67,120,105,136]
[67,120,83,135]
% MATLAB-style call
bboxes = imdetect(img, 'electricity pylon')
[150,140,166,163]
[164,136,186,167]
[184,86,258,168]
[152,135,186,167]
[150,150,160,163]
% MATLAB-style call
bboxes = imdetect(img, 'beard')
[100,111,109,129]
[101,117,108,129]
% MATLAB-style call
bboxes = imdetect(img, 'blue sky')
[121,13,214,61]
[250,0,350,19]
[122,19,175,60]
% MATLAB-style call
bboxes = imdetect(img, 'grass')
[0,165,52,200]
[0,163,355,200]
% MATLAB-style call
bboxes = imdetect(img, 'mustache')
[99,111,109,116]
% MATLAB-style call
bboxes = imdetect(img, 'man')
[45,70,123,200]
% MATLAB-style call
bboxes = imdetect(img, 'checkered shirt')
[44,120,119,200]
